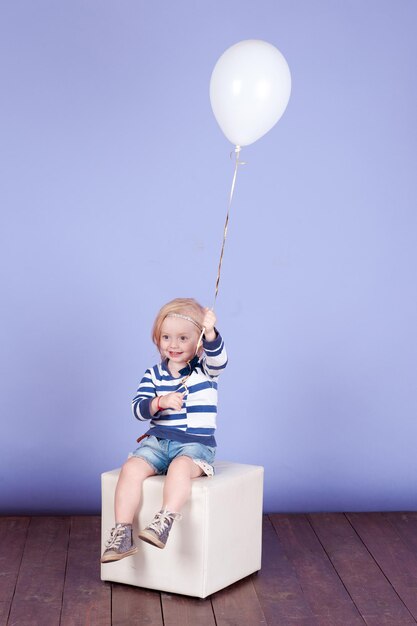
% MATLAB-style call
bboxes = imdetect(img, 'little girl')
[101,297,227,562]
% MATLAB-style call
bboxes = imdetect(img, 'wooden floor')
[1,513,417,626]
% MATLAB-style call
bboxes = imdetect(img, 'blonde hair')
[152,298,205,357]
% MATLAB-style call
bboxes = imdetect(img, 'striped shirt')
[132,332,227,446]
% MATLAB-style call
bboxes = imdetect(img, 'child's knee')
[122,456,155,479]
[170,455,191,469]
[170,455,203,477]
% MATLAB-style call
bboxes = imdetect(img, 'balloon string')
[212,145,245,310]
[195,327,205,356]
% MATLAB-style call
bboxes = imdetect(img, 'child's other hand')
[203,308,217,341]
[159,392,185,411]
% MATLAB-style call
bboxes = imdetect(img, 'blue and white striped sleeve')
[202,330,228,378]
[132,368,156,421]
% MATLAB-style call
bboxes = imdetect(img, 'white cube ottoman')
[101,461,264,598]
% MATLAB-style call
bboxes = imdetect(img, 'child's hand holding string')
[203,308,217,342]
[159,392,185,412]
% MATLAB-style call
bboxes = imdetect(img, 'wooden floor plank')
[60,516,110,626]
[0,604,9,626]
[0,517,30,626]
[251,516,319,625]
[112,584,163,626]
[383,512,417,553]
[347,512,417,620]
[161,593,216,626]
[270,513,365,625]
[309,513,416,626]
[211,575,267,626]
[7,517,70,626]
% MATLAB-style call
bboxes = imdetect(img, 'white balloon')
[210,39,291,147]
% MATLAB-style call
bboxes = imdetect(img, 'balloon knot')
[230,145,246,165]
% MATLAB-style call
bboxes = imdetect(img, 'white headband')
[166,313,203,331]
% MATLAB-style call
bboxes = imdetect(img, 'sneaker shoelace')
[148,511,181,535]
[105,525,127,549]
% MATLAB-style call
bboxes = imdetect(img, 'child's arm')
[201,308,228,377]
[132,369,185,420]
[132,369,156,421]
[202,308,217,342]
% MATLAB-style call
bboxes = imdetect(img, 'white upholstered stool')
[101,461,264,598]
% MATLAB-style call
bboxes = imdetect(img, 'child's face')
[159,316,200,366]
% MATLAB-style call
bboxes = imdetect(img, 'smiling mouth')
[168,351,183,357]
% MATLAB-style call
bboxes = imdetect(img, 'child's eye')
[180,336,188,341]
[162,335,169,340]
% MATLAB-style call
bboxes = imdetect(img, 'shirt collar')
[161,355,199,377]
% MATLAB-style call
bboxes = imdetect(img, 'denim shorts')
[129,435,216,476]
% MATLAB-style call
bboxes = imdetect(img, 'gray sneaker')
[138,509,181,549]
[101,523,138,563]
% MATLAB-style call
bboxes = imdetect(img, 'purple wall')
[1,1,416,513]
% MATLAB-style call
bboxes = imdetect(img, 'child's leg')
[137,456,203,549]
[162,455,203,513]
[101,458,156,563]
[114,457,156,523]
